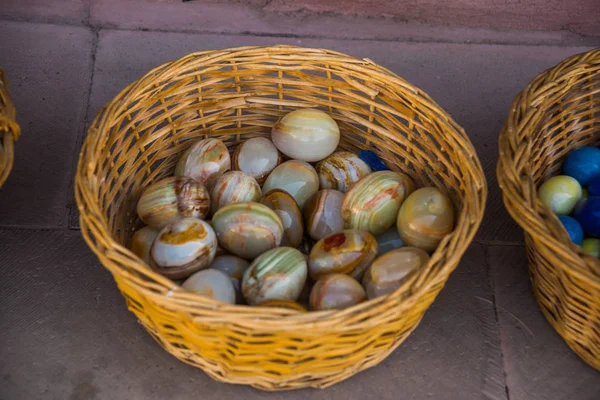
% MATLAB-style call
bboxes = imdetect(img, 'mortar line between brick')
[484,244,511,400]
[0,14,597,48]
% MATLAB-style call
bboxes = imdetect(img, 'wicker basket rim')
[75,45,487,326]
[497,48,600,284]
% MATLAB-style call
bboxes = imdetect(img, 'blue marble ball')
[573,197,600,238]
[563,146,600,185]
[586,174,600,197]
[358,150,390,172]
[558,216,584,245]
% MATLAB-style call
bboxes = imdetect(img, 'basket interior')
[526,71,600,184]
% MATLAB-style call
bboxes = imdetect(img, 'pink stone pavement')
[0,1,598,399]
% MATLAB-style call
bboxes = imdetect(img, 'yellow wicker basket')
[0,68,20,188]
[498,48,600,370]
[75,45,486,390]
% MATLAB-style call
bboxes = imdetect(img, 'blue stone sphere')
[573,197,600,238]
[586,174,600,197]
[563,146,600,185]
[558,216,584,245]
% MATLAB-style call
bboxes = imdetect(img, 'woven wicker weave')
[75,46,486,390]
[0,68,20,188]
[498,48,600,370]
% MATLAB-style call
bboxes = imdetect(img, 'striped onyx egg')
[308,229,378,281]
[136,176,210,229]
[210,171,262,214]
[262,160,319,209]
[211,202,283,260]
[259,189,304,248]
[341,171,415,235]
[232,137,281,185]
[242,247,307,305]
[316,151,371,193]
[150,217,217,280]
[175,138,230,189]
[303,189,345,241]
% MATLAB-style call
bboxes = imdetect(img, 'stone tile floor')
[0,1,599,399]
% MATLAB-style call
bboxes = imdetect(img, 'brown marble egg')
[259,189,304,248]
[396,187,455,252]
[362,247,429,299]
[232,137,281,185]
[303,189,345,241]
[136,176,210,229]
[308,229,378,280]
[316,151,371,193]
[210,171,262,214]
[309,273,366,311]
[175,138,230,189]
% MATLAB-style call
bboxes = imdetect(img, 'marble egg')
[309,229,378,280]
[137,176,210,229]
[257,299,307,312]
[303,189,345,241]
[262,160,319,208]
[363,247,429,299]
[538,175,582,215]
[271,109,340,162]
[130,226,159,264]
[342,171,415,235]
[582,238,600,258]
[259,189,304,248]
[150,217,217,279]
[558,215,584,245]
[397,187,454,252]
[376,227,405,255]
[210,171,262,214]
[232,137,281,185]
[182,269,236,304]
[211,202,284,259]
[175,138,231,189]
[563,146,600,185]
[242,247,307,305]
[573,197,600,238]
[316,151,371,193]
[309,273,366,311]
[209,255,250,303]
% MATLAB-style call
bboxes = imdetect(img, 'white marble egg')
[271,109,340,162]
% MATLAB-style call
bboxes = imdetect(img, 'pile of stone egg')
[537,146,600,258]
[130,108,455,311]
